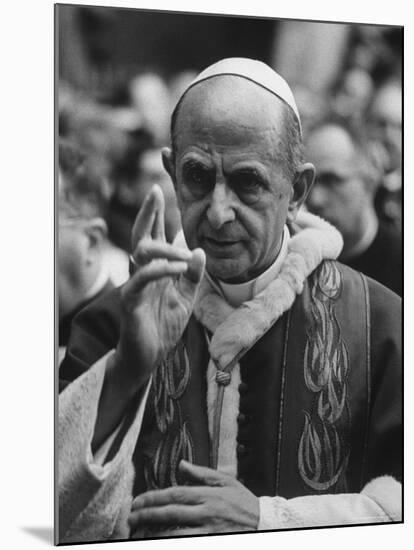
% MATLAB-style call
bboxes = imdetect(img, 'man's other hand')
[129,460,259,538]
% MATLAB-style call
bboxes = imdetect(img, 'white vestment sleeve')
[58,351,151,543]
[258,476,401,530]
[93,421,125,466]
[93,376,151,467]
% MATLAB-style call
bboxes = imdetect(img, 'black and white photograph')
[55,3,402,546]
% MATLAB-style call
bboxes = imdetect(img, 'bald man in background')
[368,80,402,227]
[58,59,401,543]
[306,115,402,296]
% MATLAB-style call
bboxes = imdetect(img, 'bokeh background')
[57,4,402,290]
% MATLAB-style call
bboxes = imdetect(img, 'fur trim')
[207,361,241,477]
[193,212,343,477]
[362,476,402,521]
[194,212,343,370]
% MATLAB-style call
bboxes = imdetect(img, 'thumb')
[176,248,206,301]
[185,248,206,284]
[178,460,232,487]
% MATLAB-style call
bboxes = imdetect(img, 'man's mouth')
[205,237,238,245]
[202,236,241,254]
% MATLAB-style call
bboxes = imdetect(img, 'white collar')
[343,214,378,261]
[193,211,344,371]
[174,227,290,308]
[83,264,109,301]
[213,226,290,307]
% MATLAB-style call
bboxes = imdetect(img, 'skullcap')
[179,57,301,134]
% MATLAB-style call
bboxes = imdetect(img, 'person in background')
[332,67,374,122]
[369,80,402,172]
[58,140,128,370]
[367,79,402,228]
[306,115,401,296]
[129,72,171,145]
[107,130,181,251]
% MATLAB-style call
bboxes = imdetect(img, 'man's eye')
[233,174,261,192]
[186,168,211,187]
[317,174,343,187]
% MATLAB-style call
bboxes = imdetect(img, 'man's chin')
[205,256,248,283]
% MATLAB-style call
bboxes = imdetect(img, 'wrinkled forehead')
[174,76,287,149]
[307,124,359,172]
[308,125,355,157]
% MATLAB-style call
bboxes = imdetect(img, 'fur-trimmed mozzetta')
[194,211,343,370]
[59,352,151,542]
[206,360,241,477]
[258,475,401,529]
[361,475,402,521]
[193,212,343,475]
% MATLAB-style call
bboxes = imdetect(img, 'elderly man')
[58,59,401,544]
[58,140,129,371]
[305,115,402,296]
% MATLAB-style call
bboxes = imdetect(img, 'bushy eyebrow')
[180,158,270,189]
[228,166,270,188]
[181,158,214,172]
[316,169,350,183]
[230,166,263,178]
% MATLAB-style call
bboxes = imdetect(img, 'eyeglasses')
[58,217,89,228]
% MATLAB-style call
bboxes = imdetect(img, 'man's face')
[168,77,296,283]
[306,125,370,241]
[369,83,402,172]
[57,172,100,318]
[58,212,90,318]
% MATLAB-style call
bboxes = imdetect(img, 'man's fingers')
[124,260,188,295]
[137,526,211,538]
[131,185,165,248]
[185,248,206,284]
[176,248,206,300]
[152,195,166,241]
[133,240,193,266]
[178,460,232,487]
[131,486,203,510]
[129,504,204,529]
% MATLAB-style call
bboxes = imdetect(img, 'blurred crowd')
[58,70,196,251]
[294,25,402,229]
[58,70,197,359]
[58,23,402,358]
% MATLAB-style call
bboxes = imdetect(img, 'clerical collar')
[83,264,109,301]
[208,226,290,307]
[342,214,378,261]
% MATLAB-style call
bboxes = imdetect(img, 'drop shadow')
[21,526,54,545]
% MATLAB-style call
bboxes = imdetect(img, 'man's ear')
[287,162,315,223]
[161,147,176,188]
[85,218,107,257]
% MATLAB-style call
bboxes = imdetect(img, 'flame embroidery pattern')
[144,343,194,489]
[153,343,190,433]
[145,422,195,490]
[298,261,350,492]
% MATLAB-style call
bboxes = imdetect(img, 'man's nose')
[206,183,236,229]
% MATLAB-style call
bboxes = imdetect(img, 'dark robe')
[345,221,402,297]
[59,279,114,391]
[59,260,401,500]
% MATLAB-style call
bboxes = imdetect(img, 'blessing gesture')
[114,184,205,393]
[92,185,205,450]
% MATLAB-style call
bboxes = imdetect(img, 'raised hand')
[129,460,259,538]
[113,184,206,393]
